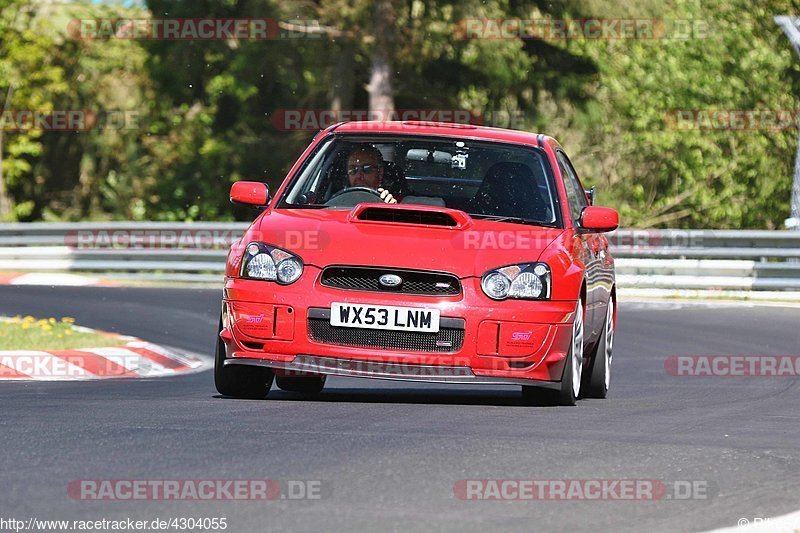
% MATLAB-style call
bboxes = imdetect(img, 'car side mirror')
[230,181,270,207]
[585,186,596,206]
[580,206,619,232]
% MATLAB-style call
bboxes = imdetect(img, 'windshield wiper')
[469,214,557,228]
[282,203,328,209]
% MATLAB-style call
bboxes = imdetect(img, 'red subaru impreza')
[215,121,618,405]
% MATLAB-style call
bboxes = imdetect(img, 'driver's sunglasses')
[347,164,379,176]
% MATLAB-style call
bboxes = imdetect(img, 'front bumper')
[221,270,576,386]
[224,355,561,389]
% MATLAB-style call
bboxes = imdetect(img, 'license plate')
[330,303,440,333]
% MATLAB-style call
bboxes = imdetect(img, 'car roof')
[329,121,548,147]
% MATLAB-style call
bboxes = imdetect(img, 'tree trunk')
[0,129,9,219]
[0,85,15,219]
[331,39,355,112]
[367,0,397,116]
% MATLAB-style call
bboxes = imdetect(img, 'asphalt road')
[1,286,799,532]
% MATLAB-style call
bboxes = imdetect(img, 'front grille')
[320,266,461,296]
[307,311,465,353]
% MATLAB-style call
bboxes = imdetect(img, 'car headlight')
[241,242,304,284]
[481,263,551,300]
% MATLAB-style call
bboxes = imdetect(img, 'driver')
[345,146,397,204]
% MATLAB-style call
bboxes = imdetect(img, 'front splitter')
[224,354,561,389]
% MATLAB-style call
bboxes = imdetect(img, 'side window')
[557,151,588,223]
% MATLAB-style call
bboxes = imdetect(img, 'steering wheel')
[324,186,383,207]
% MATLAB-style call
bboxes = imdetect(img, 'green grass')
[0,316,129,351]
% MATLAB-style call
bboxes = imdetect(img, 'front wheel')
[584,298,615,399]
[214,315,274,399]
[557,299,584,406]
[522,299,584,406]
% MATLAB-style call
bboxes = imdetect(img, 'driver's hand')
[377,188,397,204]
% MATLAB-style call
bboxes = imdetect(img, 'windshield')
[280,136,559,226]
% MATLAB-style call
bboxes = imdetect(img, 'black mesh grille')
[320,267,461,296]
[307,318,464,353]
[357,207,457,226]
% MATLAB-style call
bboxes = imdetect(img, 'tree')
[559,0,799,227]
[0,0,68,220]
[2,0,796,229]
[367,0,398,113]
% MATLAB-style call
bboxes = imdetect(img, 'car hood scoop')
[348,203,472,229]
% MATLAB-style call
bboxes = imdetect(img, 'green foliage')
[554,0,799,227]
[1,0,153,221]
[0,0,798,228]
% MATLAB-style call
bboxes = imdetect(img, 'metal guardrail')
[0,223,798,290]
[610,229,800,290]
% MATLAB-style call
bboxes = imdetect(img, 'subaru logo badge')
[379,274,403,287]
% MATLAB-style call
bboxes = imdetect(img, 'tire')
[521,299,584,407]
[584,297,615,399]
[214,315,274,399]
[275,375,327,394]
[558,299,584,405]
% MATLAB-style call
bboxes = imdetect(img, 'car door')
[555,150,604,340]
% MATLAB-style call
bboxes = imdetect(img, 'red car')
[215,121,618,405]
